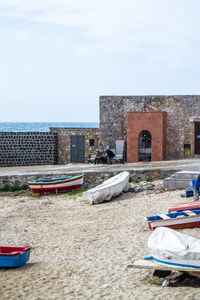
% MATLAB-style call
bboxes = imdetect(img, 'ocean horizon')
[0,122,99,132]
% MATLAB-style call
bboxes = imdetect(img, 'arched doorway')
[138,130,152,161]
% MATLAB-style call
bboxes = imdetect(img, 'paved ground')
[1,158,200,176]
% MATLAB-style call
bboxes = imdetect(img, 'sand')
[0,184,200,300]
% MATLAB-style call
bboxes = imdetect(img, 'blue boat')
[146,209,200,230]
[0,247,30,267]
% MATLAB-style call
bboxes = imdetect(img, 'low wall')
[0,132,58,167]
[0,168,176,188]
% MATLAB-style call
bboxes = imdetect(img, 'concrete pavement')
[1,158,200,177]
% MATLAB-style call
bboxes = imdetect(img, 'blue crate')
[185,187,194,198]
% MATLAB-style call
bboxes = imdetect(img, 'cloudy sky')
[0,0,200,122]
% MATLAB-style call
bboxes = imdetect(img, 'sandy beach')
[0,183,200,300]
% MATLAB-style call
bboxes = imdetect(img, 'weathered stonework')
[50,128,99,164]
[0,132,58,167]
[0,168,176,188]
[99,95,200,160]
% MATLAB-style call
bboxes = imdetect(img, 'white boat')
[83,171,130,204]
[147,227,200,269]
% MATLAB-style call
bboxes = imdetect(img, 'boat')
[28,173,84,194]
[131,227,200,271]
[128,227,200,286]
[0,246,30,267]
[146,209,200,230]
[83,171,129,204]
[168,200,200,213]
[147,227,200,269]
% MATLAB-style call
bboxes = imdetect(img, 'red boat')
[28,173,84,194]
[0,246,30,267]
[168,200,200,213]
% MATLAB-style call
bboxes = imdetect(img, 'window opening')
[89,139,95,146]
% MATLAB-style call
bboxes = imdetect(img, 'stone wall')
[0,168,176,188]
[0,132,58,167]
[50,128,99,164]
[99,95,200,160]
[99,96,124,150]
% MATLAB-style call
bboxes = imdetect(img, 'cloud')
[13,28,30,42]
[0,0,200,60]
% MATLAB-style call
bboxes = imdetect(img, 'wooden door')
[70,136,85,163]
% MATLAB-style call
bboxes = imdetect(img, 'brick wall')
[127,112,166,162]
[0,132,58,167]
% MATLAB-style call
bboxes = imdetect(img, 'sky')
[0,0,200,122]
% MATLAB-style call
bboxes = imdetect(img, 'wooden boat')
[146,209,200,230]
[83,171,129,204]
[0,246,30,267]
[168,200,200,213]
[28,173,84,194]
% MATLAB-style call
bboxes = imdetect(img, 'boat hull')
[168,200,200,213]
[146,210,200,230]
[0,247,30,267]
[145,256,200,269]
[28,174,84,194]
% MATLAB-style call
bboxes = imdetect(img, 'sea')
[0,122,99,132]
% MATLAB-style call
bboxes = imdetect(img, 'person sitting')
[100,150,108,164]
[94,150,101,164]
[190,175,200,201]
[105,148,115,164]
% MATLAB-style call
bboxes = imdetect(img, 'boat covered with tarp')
[83,171,129,204]
[146,227,200,269]
[28,173,84,194]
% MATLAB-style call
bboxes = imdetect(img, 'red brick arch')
[127,112,166,162]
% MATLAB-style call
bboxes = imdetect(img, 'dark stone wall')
[0,132,58,167]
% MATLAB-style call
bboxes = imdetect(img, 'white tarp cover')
[83,171,129,205]
[148,227,200,265]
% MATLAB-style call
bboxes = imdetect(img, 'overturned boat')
[28,173,84,194]
[83,171,129,204]
[146,209,200,230]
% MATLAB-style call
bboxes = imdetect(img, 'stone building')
[99,95,200,162]
[50,127,99,164]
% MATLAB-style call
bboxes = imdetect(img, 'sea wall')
[0,132,58,167]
